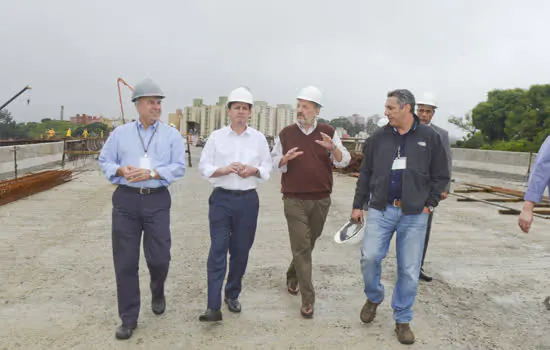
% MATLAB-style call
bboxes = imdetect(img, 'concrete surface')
[1,147,550,349]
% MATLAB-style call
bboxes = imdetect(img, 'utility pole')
[60,105,64,121]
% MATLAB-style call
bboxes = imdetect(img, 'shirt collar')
[226,124,251,136]
[137,119,160,130]
[296,120,318,133]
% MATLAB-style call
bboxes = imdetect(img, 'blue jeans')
[360,205,429,323]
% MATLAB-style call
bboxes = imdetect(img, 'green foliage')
[0,111,109,139]
[319,117,365,137]
[458,84,550,152]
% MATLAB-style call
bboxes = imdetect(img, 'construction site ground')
[2,147,550,350]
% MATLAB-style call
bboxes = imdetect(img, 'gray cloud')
[2,0,550,138]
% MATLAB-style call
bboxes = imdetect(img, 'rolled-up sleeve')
[198,134,217,178]
[525,136,550,203]
[98,129,120,183]
[155,131,186,184]
[330,133,351,168]
[256,135,273,182]
[270,137,288,173]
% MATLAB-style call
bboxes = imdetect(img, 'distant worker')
[66,129,72,137]
[416,93,452,282]
[271,86,351,318]
[83,128,88,138]
[519,135,550,234]
[98,78,186,340]
[197,87,272,322]
[351,89,449,345]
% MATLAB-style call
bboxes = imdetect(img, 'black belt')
[118,185,167,195]
[214,187,256,196]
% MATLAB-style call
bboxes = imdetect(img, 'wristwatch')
[149,170,156,179]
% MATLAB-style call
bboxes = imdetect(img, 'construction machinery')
[117,78,134,124]
[1,85,32,112]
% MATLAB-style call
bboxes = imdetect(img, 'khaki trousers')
[284,197,331,306]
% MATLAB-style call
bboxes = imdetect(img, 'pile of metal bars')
[0,170,73,206]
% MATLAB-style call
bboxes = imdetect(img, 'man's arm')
[427,132,450,207]
[270,136,288,173]
[154,130,186,184]
[525,136,550,204]
[330,133,352,168]
[255,134,273,181]
[439,128,452,193]
[352,137,373,210]
[98,128,121,183]
[198,132,219,178]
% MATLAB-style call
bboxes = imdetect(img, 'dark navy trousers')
[112,186,171,326]
[207,188,259,310]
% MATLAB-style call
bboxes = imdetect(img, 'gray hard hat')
[131,78,165,102]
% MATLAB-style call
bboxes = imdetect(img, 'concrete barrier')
[451,148,537,182]
[0,142,64,180]
[341,138,539,182]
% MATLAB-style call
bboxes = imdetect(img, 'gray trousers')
[112,186,171,326]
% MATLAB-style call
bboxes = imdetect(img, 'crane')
[0,85,32,112]
[117,78,134,124]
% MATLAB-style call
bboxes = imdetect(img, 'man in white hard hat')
[271,86,351,318]
[98,78,186,340]
[198,87,272,322]
[416,93,452,282]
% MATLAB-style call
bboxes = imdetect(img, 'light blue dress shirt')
[98,120,186,188]
[525,135,550,203]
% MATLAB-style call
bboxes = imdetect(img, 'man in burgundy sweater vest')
[271,86,351,318]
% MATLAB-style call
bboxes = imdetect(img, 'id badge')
[391,157,407,170]
[139,156,151,170]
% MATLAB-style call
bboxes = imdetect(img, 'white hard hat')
[334,219,364,244]
[131,78,165,102]
[296,86,323,107]
[376,116,389,127]
[416,92,438,108]
[227,87,254,107]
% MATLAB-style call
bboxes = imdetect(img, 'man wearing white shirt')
[198,87,272,322]
[271,86,351,318]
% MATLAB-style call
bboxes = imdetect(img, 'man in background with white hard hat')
[416,93,452,282]
[99,78,186,340]
[198,87,272,322]
[271,86,351,318]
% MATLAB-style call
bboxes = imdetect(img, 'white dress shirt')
[271,121,352,172]
[199,125,273,190]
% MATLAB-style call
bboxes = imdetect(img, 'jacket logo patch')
[417,141,427,147]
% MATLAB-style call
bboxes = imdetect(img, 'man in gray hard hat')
[99,78,186,340]
[416,92,452,282]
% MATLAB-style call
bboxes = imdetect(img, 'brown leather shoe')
[395,323,415,345]
[300,304,314,318]
[359,300,380,323]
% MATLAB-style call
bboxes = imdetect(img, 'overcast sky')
[2,0,550,138]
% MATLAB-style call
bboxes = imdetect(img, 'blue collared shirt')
[98,120,186,188]
[525,136,550,203]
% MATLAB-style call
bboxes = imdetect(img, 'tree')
[0,110,29,139]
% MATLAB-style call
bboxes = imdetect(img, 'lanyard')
[136,122,159,157]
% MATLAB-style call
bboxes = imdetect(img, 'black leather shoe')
[224,298,242,313]
[419,268,433,282]
[199,309,222,322]
[152,296,166,315]
[115,324,136,340]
